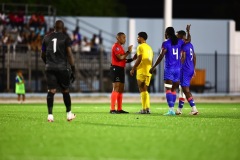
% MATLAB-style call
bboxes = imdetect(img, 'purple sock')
[166,92,174,107]
[188,98,195,107]
[178,100,185,108]
[172,92,176,104]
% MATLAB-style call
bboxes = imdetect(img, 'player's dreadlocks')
[165,27,178,45]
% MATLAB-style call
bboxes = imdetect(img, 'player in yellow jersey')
[130,32,154,114]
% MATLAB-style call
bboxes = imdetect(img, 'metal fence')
[0,46,240,93]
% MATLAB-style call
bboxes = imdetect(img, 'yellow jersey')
[136,43,153,76]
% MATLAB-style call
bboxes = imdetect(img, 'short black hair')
[176,30,186,36]
[138,32,148,40]
[54,20,64,31]
[117,32,125,37]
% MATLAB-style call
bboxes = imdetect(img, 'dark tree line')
[0,0,127,17]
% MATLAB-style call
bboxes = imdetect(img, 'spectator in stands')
[71,30,79,53]
[81,36,91,53]
[1,30,10,51]
[1,29,16,54]
[32,34,42,51]
[16,10,24,32]
[0,11,7,25]
[22,24,31,36]
[71,26,81,53]
[28,30,35,45]
[29,13,38,31]
[35,25,45,38]
[90,34,99,52]
[0,12,6,39]
[28,30,41,51]
[17,31,28,52]
[8,12,17,30]
[37,12,47,32]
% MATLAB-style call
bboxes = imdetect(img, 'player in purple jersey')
[176,30,199,115]
[149,25,191,115]
[41,20,76,122]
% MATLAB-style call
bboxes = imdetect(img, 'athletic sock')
[172,91,176,103]
[47,92,54,114]
[67,111,72,117]
[172,91,177,108]
[117,93,123,111]
[146,91,150,109]
[111,91,119,110]
[141,91,147,110]
[192,106,197,111]
[63,92,71,112]
[178,98,185,110]
[188,97,197,111]
[166,90,173,108]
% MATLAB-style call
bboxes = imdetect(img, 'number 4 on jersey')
[172,48,178,60]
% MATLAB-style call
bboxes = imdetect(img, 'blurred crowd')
[0,10,102,54]
[0,11,47,53]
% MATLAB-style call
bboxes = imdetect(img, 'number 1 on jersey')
[52,38,57,53]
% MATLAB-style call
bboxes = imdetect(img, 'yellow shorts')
[136,74,152,86]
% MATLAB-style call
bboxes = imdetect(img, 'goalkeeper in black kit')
[41,20,76,122]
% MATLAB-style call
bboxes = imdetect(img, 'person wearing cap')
[130,32,154,114]
[176,30,199,115]
[149,25,191,116]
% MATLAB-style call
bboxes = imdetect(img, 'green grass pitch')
[0,102,240,160]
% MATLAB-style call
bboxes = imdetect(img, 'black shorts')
[110,65,125,83]
[46,69,71,90]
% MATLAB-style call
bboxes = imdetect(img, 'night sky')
[122,0,240,30]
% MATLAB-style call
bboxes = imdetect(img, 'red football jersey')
[111,43,126,67]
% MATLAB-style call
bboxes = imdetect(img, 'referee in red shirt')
[110,32,135,114]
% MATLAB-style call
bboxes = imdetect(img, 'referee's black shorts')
[110,65,125,83]
[46,69,71,90]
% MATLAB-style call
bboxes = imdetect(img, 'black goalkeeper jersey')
[42,32,72,70]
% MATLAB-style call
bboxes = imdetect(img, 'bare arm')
[184,24,191,43]
[66,46,76,83]
[130,54,142,76]
[132,53,137,60]
[149,49,166,74]
[126,53,137,63]
[116,45,133,60]
[153,49,166,68]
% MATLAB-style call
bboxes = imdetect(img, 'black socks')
[62,92,71,112]
[47,92,54,114]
